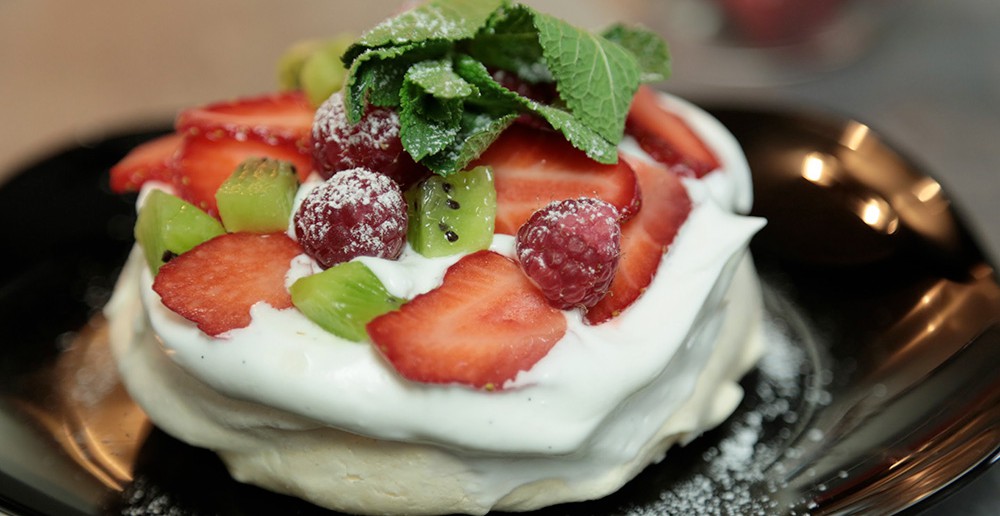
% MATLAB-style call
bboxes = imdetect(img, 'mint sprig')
[454,55,618,163]
[399,59,473,161]
[341,0,670,175]
[467,6,550,83]
[601,24,673,83]
[343,0,505,65]
[529,7,639,144]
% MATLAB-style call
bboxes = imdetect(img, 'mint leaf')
[532,9,640,144]
[467,6,551,83]
[399,60,473,161]
[345,40,451,123]
[454,53,616,164]
[454,54,524,109]
[402,56,517,174]
[405,59,475,99]
[346,46,414,122]
[529,102,618,163]
[344,0,505,65]
[601,24,671,82]
[400,83,463,162]
[345,50,406,122]
[422,111,517,175]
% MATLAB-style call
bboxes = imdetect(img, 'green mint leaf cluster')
[341,0,670,176]
[600,24,672,83]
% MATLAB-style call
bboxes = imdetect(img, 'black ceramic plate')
[1,107,998,516]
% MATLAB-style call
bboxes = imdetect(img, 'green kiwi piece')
[216,157,299,233]
[290,261,405,342]
[277,35,354,106]
[135,190,225,274]
[277,40,324,92]
[300,40,350,106]
[405,166,496,258]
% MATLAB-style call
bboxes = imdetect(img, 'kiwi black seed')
[404,166,496,258]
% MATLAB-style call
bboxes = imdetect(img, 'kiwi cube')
[300,40,350,106]
[405,166,496,258]
[135,189,225,273]
[290,261,405,342]
[216,158,299,233]
[277,35,354,106]
[277,39,324,92]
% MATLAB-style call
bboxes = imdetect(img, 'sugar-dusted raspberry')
[294,167,408,268]
[312,92,424,188]
[515,198,622,310]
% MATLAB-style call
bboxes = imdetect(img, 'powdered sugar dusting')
[515,198,622,309]
[625,308,817,515]
[312,92,402,172]
[293,167,407,267]
[360,1,468,46]
[120,476,198,516]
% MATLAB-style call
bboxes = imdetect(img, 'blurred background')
[1,0,998,261]
[0,0,997,514]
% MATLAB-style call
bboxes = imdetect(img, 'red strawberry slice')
[626,85,720,178]
[367,250,567,390]
[153,232,303,336]
[109,132,184,193]
[175,135,313,216]
[176,91,315,149]
[586,157,691,325]
[473,124,640,235]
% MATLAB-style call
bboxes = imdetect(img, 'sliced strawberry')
[175,136,313,216]
[586,157,691,325]
[626,85,720,178]
[175,91,314,149]
[367,250,567,390]
[108,133,184,193]
[153,232,303,336]
[473,124,640,235]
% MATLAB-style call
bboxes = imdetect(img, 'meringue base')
[107,250,764,515]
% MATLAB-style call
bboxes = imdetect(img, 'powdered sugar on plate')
[625,290,825,516]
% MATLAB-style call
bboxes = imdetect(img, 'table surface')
[0,1,996,514]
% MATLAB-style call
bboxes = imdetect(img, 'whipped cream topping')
[106,92,766,513]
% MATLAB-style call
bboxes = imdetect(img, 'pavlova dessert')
[103,0,766,514]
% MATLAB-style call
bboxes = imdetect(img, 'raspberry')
[312,92,424,188]
[294,167,408,268]
[515,198,622,310]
